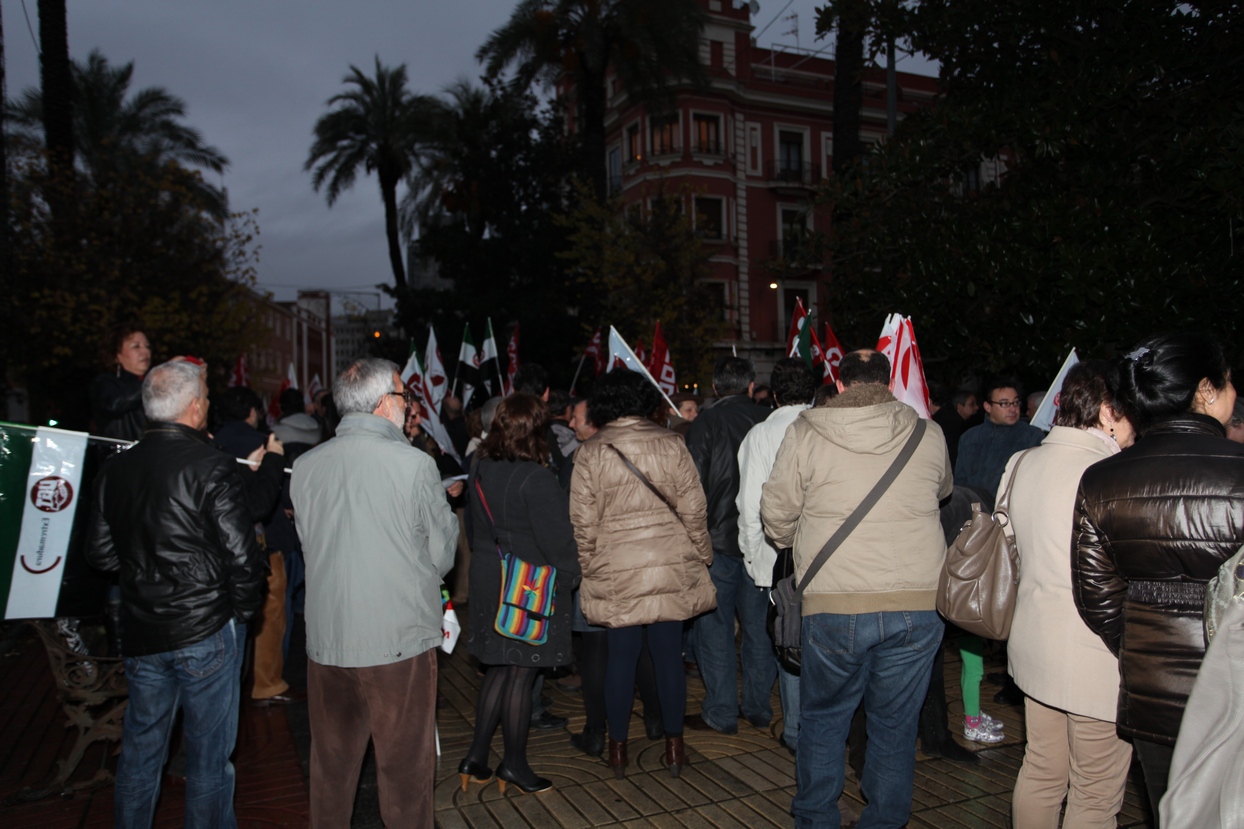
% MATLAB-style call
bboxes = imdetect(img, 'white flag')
[606,326,677,413]
[876,313,932,419]
[1030,349,1079,432]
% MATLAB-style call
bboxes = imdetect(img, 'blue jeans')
[115,620,246,829]
[694,553,777,730]
[778,661,801,749]
[793,611,943,829]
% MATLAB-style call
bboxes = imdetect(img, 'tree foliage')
[818,0,1244,381]
[7,156,263,426]
[478,0,707,200]
[394,83,583,386]
[558,181,730,387]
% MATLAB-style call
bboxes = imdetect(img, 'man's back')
[291,412,457,668]
[686,394,768,555]
[955,419,1044,499]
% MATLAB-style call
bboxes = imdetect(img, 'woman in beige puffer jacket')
[569,370,715,781]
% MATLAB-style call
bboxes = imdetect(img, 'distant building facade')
[247,289,332,403]
[599,0,937,375]
[331,308,398,376]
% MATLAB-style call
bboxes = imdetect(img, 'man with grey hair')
[88,359,266,829]
[291,357,457,828]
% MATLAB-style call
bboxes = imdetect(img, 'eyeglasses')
[387,390,415,406]
[987,399,1021,408]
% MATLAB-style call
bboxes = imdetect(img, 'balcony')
[690,139,726,158]
[768,238,821,271]
[648,138,683,161]
[764,161,822,187]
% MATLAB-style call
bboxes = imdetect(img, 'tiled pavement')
[1,618,1156,828]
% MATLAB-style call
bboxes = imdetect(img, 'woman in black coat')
[90,325,151,441]
[458,394,579,795]
[1073,331,1244,818]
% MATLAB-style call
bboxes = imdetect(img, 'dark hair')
[478,394,550,462]
[952,388,976,407]
[513,363,549,397]
[320,392,340,438]
[926,381,950,409]
[101,322,144,370]
[547,388,572,417]
[713,356,755,396]
[671,392,697,406]
[838,350,890,387]
[1113,331,1231,433]
[279,388,305,419]
[770,358,817,406]
[1053,360,1116,430]
[589,369,664,427]
[983,377,1022,404]
[216,387,263,424]
[813,382,839,407]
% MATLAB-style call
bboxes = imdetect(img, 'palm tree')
[477,0,708,201]
[7,49,231,217]
[305,58,442,290]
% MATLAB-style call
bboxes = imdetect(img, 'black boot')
[570,727,605,758]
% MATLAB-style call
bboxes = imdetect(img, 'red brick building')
[602,0,937,373]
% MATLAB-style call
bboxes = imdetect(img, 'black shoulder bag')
[769,419,927,673]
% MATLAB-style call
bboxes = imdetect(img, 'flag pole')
[569,352,588,397]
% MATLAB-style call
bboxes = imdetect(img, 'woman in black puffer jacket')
[1073,331,1244,820]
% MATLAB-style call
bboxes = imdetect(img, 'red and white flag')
[307,373,323,400]
[649,321,678,397]
[876,313,932,419]
[583,327,606,377]
[424,328,449,416]
[606,326,676,411]
[267,363,298,427]
[634,338,647,367]
[786,298,834,385]
[227,353,250,388]
[401,344,460,463]
[505,324,520,396]
[822,323,845,384]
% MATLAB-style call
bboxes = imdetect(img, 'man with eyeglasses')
[291,358,458,827]
[954,378,1044,508]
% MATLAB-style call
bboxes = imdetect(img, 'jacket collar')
[1042,425,1120,457]
[144,421,211,444]
[1145,412,1226,438]
[711,393,754,408]
[335,411,408,443]
[824,383,894,409]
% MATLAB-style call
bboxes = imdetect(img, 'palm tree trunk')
[38,0,74,172]
[580,72,609,202]
[831,0,865,176]
[380,172,407,289]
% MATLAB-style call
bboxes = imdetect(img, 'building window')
[778,130,804,181]
[692,114,723,155]
[710,40,724,69]
[626,123,642,163]
[694,197,724,241]
[650,115,680,157]
[703,280,730,323]
[780,207,810,257]
[608,147,622,196]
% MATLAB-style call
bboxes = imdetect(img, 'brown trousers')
[307,649,438,829]
[251,552,289,699]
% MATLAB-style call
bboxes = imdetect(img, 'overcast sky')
[3,0,934,311]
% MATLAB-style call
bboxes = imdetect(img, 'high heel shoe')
[663,735,686,778]
[495,762,552,795]
[457,758,493,792]
[607,738,628,780]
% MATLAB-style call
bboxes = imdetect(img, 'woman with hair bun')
[1073,332,1244,820]
[569,369,716,780]
[1003,361,1136,827]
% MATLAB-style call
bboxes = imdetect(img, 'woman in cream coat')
[1003,361,1136,828]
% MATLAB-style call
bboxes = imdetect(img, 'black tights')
[466,664,538,778]
[580,630,662,734]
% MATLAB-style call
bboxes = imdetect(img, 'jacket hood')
[275,412,321,445]
[798,384,917,456]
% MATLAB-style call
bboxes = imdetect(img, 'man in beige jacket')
[761,349,952,829]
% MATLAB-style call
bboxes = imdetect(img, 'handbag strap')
[608,445,680,515]
[473,477,506,557]
[992,447,1038,522]
[795,418,927,597]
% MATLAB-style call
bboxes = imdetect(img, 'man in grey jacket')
[291,358,457,828]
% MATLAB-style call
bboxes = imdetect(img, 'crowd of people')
[81,324,1244,829]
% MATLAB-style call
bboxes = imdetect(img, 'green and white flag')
[1,424,90,619]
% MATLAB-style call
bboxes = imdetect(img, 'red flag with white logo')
[876,314,931,418]
[649,321,678,397]
[583,327,606,377]
[227,353,250,389]
[505,324,520,396]
[822,323,845,384]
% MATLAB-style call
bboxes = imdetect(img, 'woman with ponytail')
[1072,332,1244,821]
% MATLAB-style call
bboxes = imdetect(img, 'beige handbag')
[936,449,1035,640]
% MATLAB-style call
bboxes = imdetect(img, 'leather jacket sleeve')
[86,470,118,573]
[91,372,143,418]
[674,442,713,566]
[1072,479,1126,655]
[207,464,267,623]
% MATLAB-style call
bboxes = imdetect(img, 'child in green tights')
[959,635,1003,743]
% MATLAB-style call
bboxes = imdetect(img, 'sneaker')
[963,718,1005,744]
[979,712,1005,732]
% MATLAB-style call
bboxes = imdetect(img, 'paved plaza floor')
[1,617,1156,828]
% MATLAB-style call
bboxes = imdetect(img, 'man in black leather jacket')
[87,360,266,828]
[684,356,772,735]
